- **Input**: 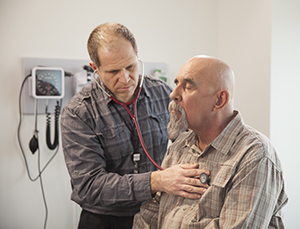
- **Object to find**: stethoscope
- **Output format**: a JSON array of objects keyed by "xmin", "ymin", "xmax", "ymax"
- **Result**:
[{"xmin": 93, "ymin": 59, "xmax": 163, "ymax": 171}]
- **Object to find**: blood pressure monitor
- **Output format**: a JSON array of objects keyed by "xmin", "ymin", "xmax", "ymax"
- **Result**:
[{"xmin": 32, "ymin": 67, "xmax": 64, "ymax": 99}]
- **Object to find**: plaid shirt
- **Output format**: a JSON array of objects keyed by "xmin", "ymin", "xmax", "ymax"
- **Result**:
[
  {"xmin": 133, "ymin": 111, "xmax": 288, "ymax": 228},
  {"xmin": 61, "ymin": 75, "xmax": 172, "ymax": 216}
]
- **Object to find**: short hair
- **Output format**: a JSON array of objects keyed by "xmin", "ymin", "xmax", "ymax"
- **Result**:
[{"xmin": 87, "ymin": 22, "xmax": 138, "ymax": 68}]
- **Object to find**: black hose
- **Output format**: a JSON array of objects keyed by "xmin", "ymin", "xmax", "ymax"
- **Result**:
[{"xmin": 46, "ymin": 101, "xmax": 60, "ymax": 150}]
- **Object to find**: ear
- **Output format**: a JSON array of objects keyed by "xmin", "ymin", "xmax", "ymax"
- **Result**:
[
  {"xmin": 89, "ymin": 61, "xmax": 98, "ymax": 71},
  {"xmin": 213, "ymin": 90, "xmax": 229, "ymax": 111}
]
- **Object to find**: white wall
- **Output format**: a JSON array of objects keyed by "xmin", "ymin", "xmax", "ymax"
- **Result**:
[
  {"xmin": 1, "ymin": 0, "xmax": 296, "ymax": 228},
  {"xmin": 0, "ymin": 1, "xmax": 218, "ymax": 228},
  {"xmin": 271, "ymin": 0, "xmax": 300, "ymax": 228},
  {"xmin": 217, "ymin": 0, "xmax": 272, "ymax": 137}
]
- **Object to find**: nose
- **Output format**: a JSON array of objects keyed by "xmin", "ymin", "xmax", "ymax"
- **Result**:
[
  {"xmin": 170, "ymin": 86, "xmax": 182, "ymax": 102},
  {"xmin": 119, "ymin": 69, "xmax": 130, "ymax": 83}
]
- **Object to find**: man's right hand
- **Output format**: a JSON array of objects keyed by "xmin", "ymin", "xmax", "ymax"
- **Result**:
[{"xmin": 150, "ymin": 164, "xmax": 210, "ymax": 199}]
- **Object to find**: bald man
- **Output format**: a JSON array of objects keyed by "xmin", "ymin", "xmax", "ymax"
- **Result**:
[{"xmin": 133, "ymin": 56, "xmax": 288, "ymax": 228}]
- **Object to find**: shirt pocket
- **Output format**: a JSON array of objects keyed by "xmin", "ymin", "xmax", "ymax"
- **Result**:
[
  {"xmin": 198, "ymin": 164, "xmax": 234, "ymax": 220},
  {"xmin": 140, "ymin": 112, "xmax": 169, "ymax": 162},
  {"xmin": 148, "ymin": 112, "xmax": 169, "ymax": 123},
  {"xmin": 146, "ymin": 112, "xmax": 169, "ymax": 137},
  {"xmin": 96, "ymin": 124, "xmax": 133, "ymax": 172}
]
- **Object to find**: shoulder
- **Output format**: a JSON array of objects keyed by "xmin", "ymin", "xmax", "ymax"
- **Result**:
[
  {"xmin": 143, "ymin": 75, "xmax": 173, "ymax": 95},
  {"xmin": 235, "ymin": 124, "xmax": 283, "ymax": 171},
  {"xmin": 61, "ymin": 81, "xmax": 100, "ymax": 118}
]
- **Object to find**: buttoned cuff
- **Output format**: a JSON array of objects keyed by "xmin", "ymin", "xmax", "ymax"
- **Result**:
[{"xmin": 132, "ymin": 172, "xmax": 152, "ymax": 202}]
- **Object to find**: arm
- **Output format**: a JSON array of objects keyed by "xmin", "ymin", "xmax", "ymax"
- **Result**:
[{"xmin": 61, "ymin": 107, "xmax": 152, "ymax": 208}]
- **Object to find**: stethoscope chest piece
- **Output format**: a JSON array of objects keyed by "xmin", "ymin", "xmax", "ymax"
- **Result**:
[{"xmin": 199, "ymin": 172, "xmax": 210, "ymax": 184}]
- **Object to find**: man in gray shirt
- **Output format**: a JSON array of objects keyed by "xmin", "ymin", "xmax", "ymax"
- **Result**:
[{"xmin": 61, "ymin": 22, "xmax": 207, "ymax": 229}]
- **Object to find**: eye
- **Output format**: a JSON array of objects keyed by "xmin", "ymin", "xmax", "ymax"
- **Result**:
[
  {"xmin": 126, "ymin": 64, "xmax": 135, "ymax": 70},
  {"xmin": 184, "ymin": 83, "xmax": 192, "ymax": 90},
  {"xmin": 108, "ymin": 70, "xmax": 119, "ymax": 74}
]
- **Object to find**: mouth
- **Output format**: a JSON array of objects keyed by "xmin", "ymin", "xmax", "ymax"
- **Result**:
[
  {"xmin": 169, "ymin": 101, "xmax": 184, "ymax": 117},
  {"xmin": 118, "ymin": 84, "xmax": 133, "ymax": 92},
  {"xmin": 171, "ymin": 109, "xmax": 182, "ymax": 119}
]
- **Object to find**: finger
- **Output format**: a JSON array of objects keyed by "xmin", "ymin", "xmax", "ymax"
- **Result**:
[
  {"xmin": 178, "ymin": 191, "xmax": 201, "ymax": 199},
  {"xmin": 179, "ymin": 163, "xmax": 199, "ymax": 169},
  {"xmin": 185, "ymin": 168, "xmax": 211, "ymax": 178},
  {"xmin": 186, "ymin": 177, "xmax": 210, "ymax": 189},
  {"xmin": 202, "ymin": 170, "xmax": 211, "ymax": 176},
  {"xmin": 183, "ymin": 184, "xmax": 207, "ymax": 195}
]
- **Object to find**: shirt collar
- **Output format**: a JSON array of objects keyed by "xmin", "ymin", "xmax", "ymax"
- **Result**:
[
  {"xmin": 182, "ymin": 131, "xmax": 201, "ymax": 153},
  {"xmin": 182, "ymin": 111, "xmax": 244, "ymax": 156},
  {"xmin": 140, "ymin": 76, "xmax": 151, "ymax": 98},
  {"xmin": 210, "ymin": 110, "xmax": 244, "ymax": 155}
]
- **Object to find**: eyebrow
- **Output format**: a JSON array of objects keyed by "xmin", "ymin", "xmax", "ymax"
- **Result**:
[
  {"xmin": 106, "ymin": 69, "xmax": 119, "ymax": 73},
  {"xmin": 105, "ymin": 62, "xmax": 136, "ymax": 73}
]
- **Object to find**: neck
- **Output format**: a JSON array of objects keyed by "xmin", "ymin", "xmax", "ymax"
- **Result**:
[
  {"xmin": 196, "ymin": 129, "xmax": 217, "ymax": 152},
  {"xmin": 195, "ymin": 110, "xmax": 235, "ymax": 151}
]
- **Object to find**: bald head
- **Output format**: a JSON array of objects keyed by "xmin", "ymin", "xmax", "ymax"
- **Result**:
[{"xmin": 184, "ymin": 55, "xmax": 235, "ymax": 108}]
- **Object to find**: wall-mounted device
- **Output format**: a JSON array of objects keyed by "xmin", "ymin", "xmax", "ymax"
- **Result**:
[
  {"xmin": 19, "ymin": 57, "xmax": 169, "ymax": 229},
  {"xmin": 32, "ymin": 67, "xmax": 65, "ymax": 99},
  {"xmin": 22, "ymin": 58, "xmax": 91, "ymax": 114},
  {"xmin": 73, "ymin": 65, "xmax": 93, "ymax": 94}
]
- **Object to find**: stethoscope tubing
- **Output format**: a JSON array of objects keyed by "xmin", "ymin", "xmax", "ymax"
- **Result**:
[{"xmin": 92, "ymin": 59, "xmax": 163, "ymax": 171}]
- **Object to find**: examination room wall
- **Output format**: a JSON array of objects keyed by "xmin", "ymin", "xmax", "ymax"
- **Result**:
[
  {"xmin": 270, "ymin": 1, "xmax": 300, "ymax": 228},
  {"xmin": 1, "ymin": 0, "xmax": 296, "ymax": 228},
  {"xmin": 0, "ymin": 1, "xmax": 218, "ymax": 228}
]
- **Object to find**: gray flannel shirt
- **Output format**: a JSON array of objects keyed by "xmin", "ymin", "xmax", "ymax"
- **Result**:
[
  {"xmin": 61, "ymin": 75, "xmax": 172, "ymax": 216},
  {"xmin": 134, "ymin": 111, "xmax": 288, "ymax": 228}
]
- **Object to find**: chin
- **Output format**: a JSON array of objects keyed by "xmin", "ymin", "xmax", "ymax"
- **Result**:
[{"xmin": 118, "ymin": 94, "xmax": 134, "ymax": 103}]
